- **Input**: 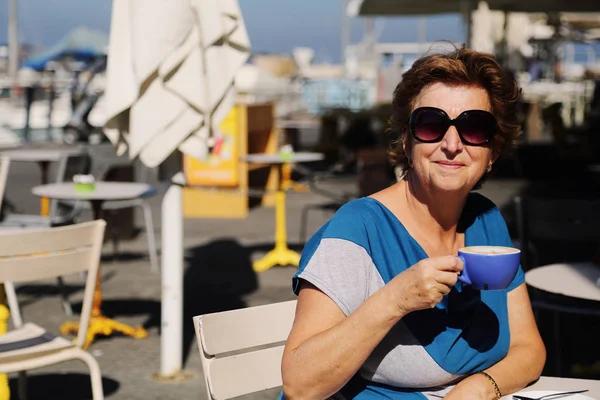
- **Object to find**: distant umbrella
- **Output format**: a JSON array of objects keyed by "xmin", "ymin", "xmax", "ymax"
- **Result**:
[{"xmin": 22, "ymin": 26, "xmax": 108, "ymax": 71}]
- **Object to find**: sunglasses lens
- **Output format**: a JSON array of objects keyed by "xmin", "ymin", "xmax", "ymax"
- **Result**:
[
  {"xmin": 412, "ymin": 109, "xmax": 448, "ymax": 142},
  {"xmin": 456, "ymin": 111, "xmax": 496, "ymax": 145}
]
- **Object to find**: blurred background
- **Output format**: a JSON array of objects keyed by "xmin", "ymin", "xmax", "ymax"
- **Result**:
[{"xmin": 0, "ymin": 1, "xmax": 599, "ymax": 399}]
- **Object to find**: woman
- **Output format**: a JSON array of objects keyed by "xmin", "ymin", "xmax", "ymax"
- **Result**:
[{"xmin": 281, "ymin": 48, "xmax": 546, "ymax": 400}]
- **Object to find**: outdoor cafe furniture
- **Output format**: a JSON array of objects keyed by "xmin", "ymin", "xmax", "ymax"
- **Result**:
[
  {"xmin": 515, "ymin": 193, "xmax": 600, "ymax": 375},
  {"xmin": 243, "ymin": 152, "xmax": 324, "ymax": 272},
  {"xmin": 1, "ymin": 145, "xmax": 84, "ymax": 215},
  {"xmin": 31, "ymin": 181, "xmax": 156, "ymax": 348},
  {"xmin": 0, "ymin": 221, "xmax": 106, "ymax": 400},
  {"xmin": 193, "ymin": 299, "xmax": 600, "ymax": 400},
  {"xmin": 0, "ymin": 153, "xmax": 90, "ymax": 229}
]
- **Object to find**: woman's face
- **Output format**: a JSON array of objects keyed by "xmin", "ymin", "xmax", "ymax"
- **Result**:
[{"xmin": 407, "ymin": 83, "xmax": 494, "ymax": 194}]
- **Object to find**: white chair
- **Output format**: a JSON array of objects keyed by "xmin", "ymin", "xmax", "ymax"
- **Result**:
[
  {"xmin": 193, "ymin": 300, "xmax": 297, "ymax": 400},
  {"xmin": 0, "ymin": 220, "xmax": 106, "ymax": 400}
]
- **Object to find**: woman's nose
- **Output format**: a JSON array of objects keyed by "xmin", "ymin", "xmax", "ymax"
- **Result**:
[{"xmin": 441, "ymin": 126, "xmax": 464, "ymax": 153}]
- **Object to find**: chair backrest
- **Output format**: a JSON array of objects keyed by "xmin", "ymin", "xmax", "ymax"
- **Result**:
[
  {"xmin": 515, "ymin": 195, "xmax": 600, "ymax": 269},
  {"xmin": 193, "ymin": 300, "xmax": 297, "ymax": 400},
  {"xmin": 0, "ymin": 220, "xmax": 106, "ymax": 349},
  {"xmin": 0, "ymin": 157, "xmax": 9, "ymax": 214}
]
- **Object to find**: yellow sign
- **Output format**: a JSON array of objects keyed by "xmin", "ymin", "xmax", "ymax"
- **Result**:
[{"xmin": 184, "ymin": 106, "xmax": 240, "ymax": 187}]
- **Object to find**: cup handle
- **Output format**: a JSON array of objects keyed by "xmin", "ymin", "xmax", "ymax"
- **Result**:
[{"xmin": 457, "ymin": 255, "xmax": 470, "ymax": 285}]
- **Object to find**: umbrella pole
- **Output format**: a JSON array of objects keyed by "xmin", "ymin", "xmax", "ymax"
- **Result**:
[{"xmin": 160, "ymin": 182, "xmax": 184, "ymax": 377}]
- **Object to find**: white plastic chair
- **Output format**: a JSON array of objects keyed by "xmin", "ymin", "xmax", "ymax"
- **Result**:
[
  {"xmin": 0, "ymin": 220, "xmax": 106, "ymax": 400},
  {"xmin": 193, "ymin": 300, "xmax": 297, "ymax": 400}
]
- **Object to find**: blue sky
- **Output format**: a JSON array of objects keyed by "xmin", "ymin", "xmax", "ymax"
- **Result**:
[{"xmin": 0, "ymin": 0, "xmax": 465, "ymax": 63}]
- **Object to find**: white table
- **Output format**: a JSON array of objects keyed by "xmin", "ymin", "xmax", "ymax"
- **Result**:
[
  {"xmin": 526, "ymin": 263, "xmax": 600, "ymax": 376},
  {"xmin": 504, "ymin": 376, "xmax": 600, "ymax": 399},
  {"xmin": 526, "ymin": 263, "xmax": 600, "ymax": 302},
  {"xmin": 31, "ymin": 181, "xmax": 156, "ymax": 348},
  {"xmin": 243, "ymin": 152, "xmax": 324, "ymax": 272},
  {"xmin": 32, "ymin": 181, "xmax": 155, "ymax": 219}
]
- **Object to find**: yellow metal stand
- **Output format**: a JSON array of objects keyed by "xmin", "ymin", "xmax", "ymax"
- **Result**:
[
  {"xmin": 40, "ymin": 197, "xmax": 50, "ymax": 216},
  {"xmin": 60, "ymin": 272, "xmax": 147, "ymax": 349},
  {"xmin": 253, "ymin": 190, "xmax": 301, "ymax": 272},
  {"xmin": 0, "ymin": 304, "xmax": 9, "ymax": 400}
]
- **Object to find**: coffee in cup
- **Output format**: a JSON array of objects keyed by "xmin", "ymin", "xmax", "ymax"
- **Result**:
[{"xmin": 457, "ymin": 246, "xmax": 521, "ymax": 290}]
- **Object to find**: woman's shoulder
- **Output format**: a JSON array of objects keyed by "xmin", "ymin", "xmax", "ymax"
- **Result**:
[
  {"xmin": 307, "ymin": 197, "xmax": 385, "ymax": 247},
  {"xmin": 334, "ymin": 197, "xmax": 382, "ymax": 220}
]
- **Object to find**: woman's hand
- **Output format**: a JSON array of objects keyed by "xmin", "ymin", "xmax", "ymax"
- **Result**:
[{"xmin": 388, "ymin": 256, "xmax": 463, "ymax": 315}]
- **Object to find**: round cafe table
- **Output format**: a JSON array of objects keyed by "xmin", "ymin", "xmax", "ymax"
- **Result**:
[
  {"xmin": 32, "ymin": 181, "xmax": 156, "ymax": 349},
  {"xmin": 526, "ymin": 263, "xmax": 600, "ymax": 303},
  {"xmin": 525, "ymin": 262, "xmax": 600, "ymax": 376},
  {"xmin": 244, "ymin": 152, "xmax": 324, "ymax": 272},
  {"xmin": 2, "ymin": 146, "xmax": 84, "ymax": 215}
]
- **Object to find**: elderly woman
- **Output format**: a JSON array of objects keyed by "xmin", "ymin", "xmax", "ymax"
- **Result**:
[{"xmin": 281, "ymin": 48, "xmax": 546, "ymax": 400}]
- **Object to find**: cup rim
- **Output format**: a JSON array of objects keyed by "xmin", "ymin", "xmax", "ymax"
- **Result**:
[{"xmin": 458, "ymin": 246, "xmax": 521, "ymax": 255}]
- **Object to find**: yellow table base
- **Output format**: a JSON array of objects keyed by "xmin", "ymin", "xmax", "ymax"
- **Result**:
[
  {"xmin": 60, "ymin": 271, "xmax": 147, "ymax": 349},
  {"xmin": 61, "ymin": 317, "xmax": 147, "ymax": 350},
  {"xmin": 253, "ymin": 190, "xmax": 301, "ymax": 272},
  {"xmin": 253, "ymin": 245, "xmax": 301, "ymax": 272}
]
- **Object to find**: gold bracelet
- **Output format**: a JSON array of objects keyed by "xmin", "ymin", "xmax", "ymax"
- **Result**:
[{"xmin": 478, "ymin": 371, "xmax": 502, "ymax": 399}]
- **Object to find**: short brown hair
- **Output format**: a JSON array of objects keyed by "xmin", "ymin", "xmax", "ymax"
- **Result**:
[{"xmin": 389, "ymin": 47, "xmax": 522, "ymax": 171}]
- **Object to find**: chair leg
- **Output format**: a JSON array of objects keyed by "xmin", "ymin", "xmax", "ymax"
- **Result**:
[
  {"xmin": 56, "ymin": 277, "xmax": 73, "ymax": 316},
  {"xmin": 18, "ymin": 371, "xmax": 27, "ymax": 400},
  {"xmin": 299, "ymin": 205, "xmax": 312, "ymax": 244},
  {"xmin": 77, "ymin": 350, "xmax": 104, "ymax": 400},
  {"xmin": 140, "ymin": 201, "xmax": 158, "ymax": 273}
]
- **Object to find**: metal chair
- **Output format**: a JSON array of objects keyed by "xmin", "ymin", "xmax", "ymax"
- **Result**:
[
  {"xmin": 0, "ymin": 153, "xmax": 91, "ymax": 317},
  {"xmin": 0, "ymin": 221, "xmax": 106, "ymax": 400},
  {"xmin": 193, "ymin": 300, "xmax": 297, "ymax": 399},
  {"xmin": 0, "ymin": 153, "xmax": 90, "ymax": 228}
]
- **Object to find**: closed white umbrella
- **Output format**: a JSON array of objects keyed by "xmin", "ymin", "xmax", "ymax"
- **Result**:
[{"xmin": 103, "ymin": 0, "xmax": 250, "ymax": 378}]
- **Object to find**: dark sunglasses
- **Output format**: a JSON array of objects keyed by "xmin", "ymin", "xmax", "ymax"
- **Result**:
[{"xmin": 408, "ymin": 107, "xmax": 497, "ymax": 146}]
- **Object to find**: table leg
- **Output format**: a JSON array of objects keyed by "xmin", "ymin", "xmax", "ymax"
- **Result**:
[
  {"xmin": 60, "ymin": 201, "xmax": 148, "ymax": 349},
  {"xmin": 39, "ymin": 161, "xmax": 50, "ymax": 216},
  {"xmin": 0, "ymin": 285, "xmax": 10, "ymax": 400},
  {"xmin": 253, "ymin": 188, "xmax": 301, "ymax": 272},
  {"xmin": 280, "ymin": 163, "xmax": 309, "ymax": 192}
]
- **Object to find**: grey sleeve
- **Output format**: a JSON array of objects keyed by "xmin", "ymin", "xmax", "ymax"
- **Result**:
[{"xmin": 296, "ymin": 238, "xmax": 382, "ymax": 316}]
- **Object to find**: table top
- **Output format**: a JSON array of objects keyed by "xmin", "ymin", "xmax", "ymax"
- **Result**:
[
  {"xmin": 1, "ymin": 147, "xmax": 83, "ymax": 162},
  {"xmin": 32, "ymin": 182, "xmax": 156, "ymax": 202},
  {"xmin": 243, "ymin": 152, "xmax": 324, "ymax": 164},
  {"xmin": 525, "ymin": 263, "xmax": 600, "ymax": 302},
  {"xmin": 503, "ymin": 376, "xmax": 600, "ymax": 399}
]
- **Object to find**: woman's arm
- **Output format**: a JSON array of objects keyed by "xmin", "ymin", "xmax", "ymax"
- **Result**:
[
  {"xmin": 281, "ymin": 282, "xmax": 404, "ymax": 400},
  {"xmin": 282, "ymin": 256, "xmax": 463, "ymax": 400},
  {"xmin": 445, "ymin": 284, "xmax": 546, "ymax": 399}
]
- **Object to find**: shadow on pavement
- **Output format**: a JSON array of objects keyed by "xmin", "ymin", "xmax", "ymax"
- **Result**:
[{"xmin": 8, "ymin": 373, "xmax": 119, "ymax": 400}]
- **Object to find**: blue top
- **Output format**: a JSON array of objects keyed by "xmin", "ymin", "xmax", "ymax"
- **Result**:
[{"xmin": 285, "ymin": 192, "xmax": 523, "ymax": 399}]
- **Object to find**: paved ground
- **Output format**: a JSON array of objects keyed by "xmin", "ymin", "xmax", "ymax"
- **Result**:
[{"xmin": 1, "ymin": 159, "xmax": 596, "ymax": 399}]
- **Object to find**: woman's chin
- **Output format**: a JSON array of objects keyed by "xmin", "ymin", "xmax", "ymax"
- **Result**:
[{"xmin": 430, "ymin": 175, "xmax": 470, "ymax": 193}]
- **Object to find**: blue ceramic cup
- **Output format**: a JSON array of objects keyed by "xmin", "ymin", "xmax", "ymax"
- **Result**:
[{"xmin": 457, "ymin": 246, "xmax": 521, "ymax": 290}]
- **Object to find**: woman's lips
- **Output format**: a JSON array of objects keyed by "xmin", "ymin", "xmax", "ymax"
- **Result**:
[{"xmin": 435, "ymin": 161, "xmax": 465, "ymax": 169}]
